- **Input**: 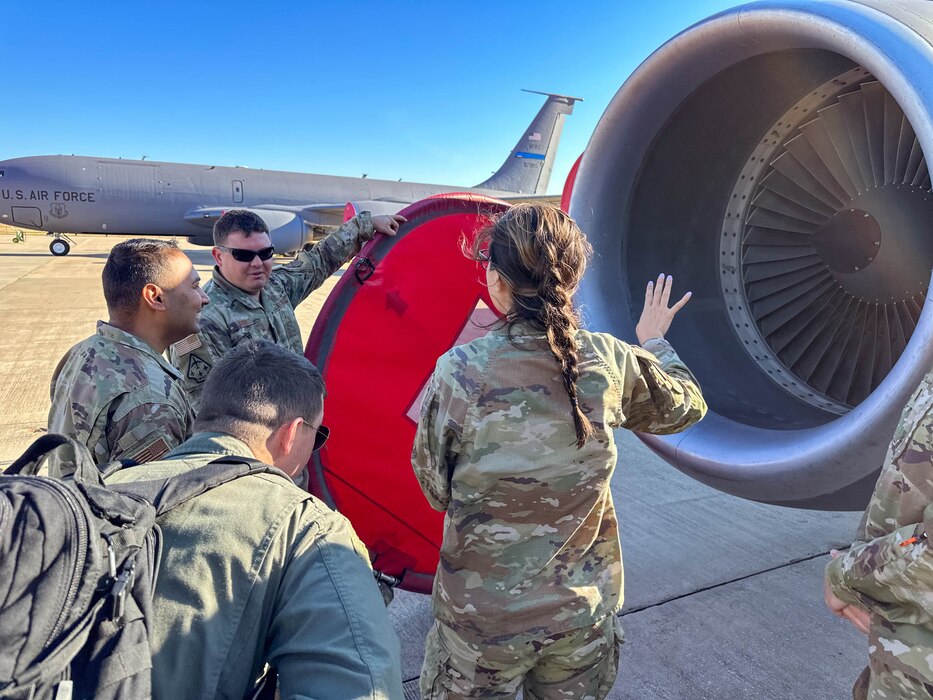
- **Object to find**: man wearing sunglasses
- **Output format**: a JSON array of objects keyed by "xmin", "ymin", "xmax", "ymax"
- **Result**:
[
  {"xmin": 170, "ymin": 208, "xmax": 405, "ymax": 413},
  {"xmin": 107, "ymin": 340, "xmax": 404, "ymax": 700}
]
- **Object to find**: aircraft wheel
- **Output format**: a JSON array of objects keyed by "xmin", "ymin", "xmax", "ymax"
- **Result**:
[{"xmin": 49, "ymin": 239, "xmax": 70, "ymax": 256}]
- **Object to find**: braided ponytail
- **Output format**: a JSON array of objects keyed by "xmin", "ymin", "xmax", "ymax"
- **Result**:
[
  {"xmin": 472, "ymin": 203, "xmax": 595, "ymax": 449},
  {"xmin": 539, "ymin": 254, "xmax": 594, "ymax": 449}
]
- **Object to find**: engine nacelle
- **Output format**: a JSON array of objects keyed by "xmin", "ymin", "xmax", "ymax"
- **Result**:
[
  {"xmin": 184, "ymin": 207, "xmax": 312, "ymax": 252},
  {"xmin": 571, "ymin": 0, "xmax": 933, "ymax": 509},
  {"xmin": 252, "ymin": 209, "xmax": 310, "ymax": 252}
]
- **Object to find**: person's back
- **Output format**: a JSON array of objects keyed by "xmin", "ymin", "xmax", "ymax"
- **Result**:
[
  {"xmin": 413, "ymin": 204, "xmax": 706, "ymax": 699},
  {"xmin": 108, "ymin": 433, "xmax": 401, "ymax": 700},
  {"xmin": 421, "ymin": 326, "xmax": 702, "ymax": 639},
  {"xmin": 109, "ymin": 340, "xmax": 403, "ymax": 700}
]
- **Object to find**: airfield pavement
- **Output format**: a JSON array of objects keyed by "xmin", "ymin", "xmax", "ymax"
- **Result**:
[{"xmin": 0, "ymin": 231, "xmax": 869, "ymax": 699}]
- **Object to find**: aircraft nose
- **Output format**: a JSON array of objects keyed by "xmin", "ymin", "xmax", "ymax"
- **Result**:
[{"xmin": 0, "ymin": 168, "xmax": 14, "ymax": 226}]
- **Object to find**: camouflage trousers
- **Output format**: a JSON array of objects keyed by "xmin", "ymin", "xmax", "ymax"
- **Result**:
[
  {"xmin": 420, "ymin": 614, "xmax": 624, "ymax": 699},
  {"xmin": 852, "ymin": 661, "xmax": 933, "ymax": 699}
]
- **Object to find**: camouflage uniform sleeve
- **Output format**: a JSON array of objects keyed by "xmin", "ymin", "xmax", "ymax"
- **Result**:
[
  {"xmin": 412, "ymin": 351, "xmax": 475, "ymax": 511},
  {"xmin": 168, "ymin": 315, "xmax": 231, "ymax": 415},
  {"xmin": 616, "ymin": 337, "xmax": 707, "ymax": 433},
  {"xmin": 274, "ymin": 212, "xmax": 374, "ymax": 308},
  {"xmin": 826, "ymin": 400, "xmax": 933, "ymax": 626},
  {"xmin": 826, "ymin": 515, "xmax": 931, "ymax": 626},
  {"xmin": 102, "ymin": 396, "xmax": 192, "ymax": 466}
]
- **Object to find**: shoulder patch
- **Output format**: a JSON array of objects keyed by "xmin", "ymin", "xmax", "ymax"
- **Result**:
[
  {"xmin": 187, "ymin": 354, "xmax": 211, "ymax": 384},
  {"xmin": 125, "ymin": 436, "xmax": 171, "ymax": 464},
  {"xmin": 171, "ymin": 334, "xmax": 202, "ymax": 356}
]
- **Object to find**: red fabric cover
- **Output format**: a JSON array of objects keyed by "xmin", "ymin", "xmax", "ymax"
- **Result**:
[{"xmin": 305, "ymin": 194, "xmax": 509, "ymax": 593}]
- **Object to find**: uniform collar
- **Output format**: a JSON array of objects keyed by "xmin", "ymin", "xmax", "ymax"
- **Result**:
[
  {"xmin": 211, "ymin": 266, "xmax": 264, "ymax": 309},
  {"xmin": 164, "ymin": 432, "xmax": 258, "ymax": 460},
  {"xmin": 96, "ymin": 321, "xmax": 182, "ymax": 380},
  {"xmin": 490, "ymin": 319, "xmax": 548, "ymax": 340}
]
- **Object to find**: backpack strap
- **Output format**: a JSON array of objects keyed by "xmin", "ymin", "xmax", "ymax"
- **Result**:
[
  {"xmin": 110, "ymin": 456, "xmax": 292, "ymax": 516},
  {"xmin": 4, "ymin": 433, "xmax": 103, "ymax": 484}
]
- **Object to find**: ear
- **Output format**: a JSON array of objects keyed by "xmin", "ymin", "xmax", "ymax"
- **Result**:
[
  {"xmin": 279, "ymin": 417, "xmax": 304, "ymax": 459},
  {"xmin": 486, "ymin": 267, "xmax": 507, "ymax": 295},
  {"xmin": 141, "ymin": 283, "xmax": 166, "ymax": 311},
  {"xmin": 211, "ymin": 247, "xmax": 224, "ymax": 267}
]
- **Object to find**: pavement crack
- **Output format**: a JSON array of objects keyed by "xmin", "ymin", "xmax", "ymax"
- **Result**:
[{"xmin": 620, "ymin": 547, "xmax": 849, "ymax": 616}]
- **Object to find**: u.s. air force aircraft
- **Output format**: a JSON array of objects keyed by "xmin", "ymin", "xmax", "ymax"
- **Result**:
[{"xmin": 0, "ymin": 90, "xmax": 580, "ymax": 256}]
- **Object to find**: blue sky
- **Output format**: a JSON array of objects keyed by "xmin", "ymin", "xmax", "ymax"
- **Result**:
[{"xmin": 1, "ymin": 1, "xmax": 740, "ymax": 194}]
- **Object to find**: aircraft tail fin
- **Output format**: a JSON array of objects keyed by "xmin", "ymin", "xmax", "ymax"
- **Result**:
[{"xmin": 475, "ymin": 90, "xmax": 582, "ymax": 195}]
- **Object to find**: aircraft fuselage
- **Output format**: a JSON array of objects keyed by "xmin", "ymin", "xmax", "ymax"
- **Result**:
[{"xmin": 0, "ymin": 155, "xmax": 493, "ymax": 245}]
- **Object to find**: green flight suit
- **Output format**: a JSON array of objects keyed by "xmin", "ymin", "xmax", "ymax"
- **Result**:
[{"xmin": 107, "ymin": 431, "xmax": 403, "ymax": 700}]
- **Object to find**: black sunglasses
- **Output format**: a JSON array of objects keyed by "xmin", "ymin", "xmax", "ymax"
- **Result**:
[
  {"xmin": 218, "ymin": 245, "xmax": 276, "ymax": 263},
  {"xmin": 300, "ymin": 420, "xmax": 330, "ymax": 451}
]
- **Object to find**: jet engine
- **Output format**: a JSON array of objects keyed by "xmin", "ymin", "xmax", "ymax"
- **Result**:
[{"xmin": 570, "ymin": 0, "xmax": 933, "ymax": 509}]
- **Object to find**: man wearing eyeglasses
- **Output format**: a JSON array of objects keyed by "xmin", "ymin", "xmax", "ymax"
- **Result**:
[
  {"xmin": 107, "ymin": 339, "xmax": 404, "ymax": 700},
  {"xmin": 170, "ymin": 208, "xmax": 405, "ymax": 413}
]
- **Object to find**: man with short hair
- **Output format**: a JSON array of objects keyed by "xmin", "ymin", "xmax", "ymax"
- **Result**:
[
  {"xmin": 108, "ymin": 340, "xmax": 404, "ymax": 700},
  {"xmin": 49, "ymin": 238, "xmax": 208, "ymax": 467},
  {"xmin": 170, "ymin": 208, "xmax": 404, "ymax": 411}
]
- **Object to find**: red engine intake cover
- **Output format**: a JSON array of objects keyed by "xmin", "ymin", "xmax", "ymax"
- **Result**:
[{"xmin": 305, "ymin": 194, "xmax": 509, "ymax": 593}]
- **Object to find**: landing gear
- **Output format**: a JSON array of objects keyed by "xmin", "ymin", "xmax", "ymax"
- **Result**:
[
  {"xmin": 50, "ymin": 239, "xmax": 70, "ymax": 256},
  {"xmin": 47, "ymin": 232, "xmax": 75, "ymax": 256}
]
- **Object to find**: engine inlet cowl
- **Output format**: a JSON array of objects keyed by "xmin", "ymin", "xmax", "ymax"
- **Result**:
[{"xmin": 571, "ymin": 0, "xmax": 933, "ymax": 509}]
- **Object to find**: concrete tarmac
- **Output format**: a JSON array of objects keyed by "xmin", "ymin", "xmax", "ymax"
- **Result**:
[{"xmin": 0, "ymin": 233, "xmax": 869, "ymax": 699}]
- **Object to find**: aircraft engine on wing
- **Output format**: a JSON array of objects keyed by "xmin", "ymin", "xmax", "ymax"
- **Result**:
[
  {"xmin": 571, "ymin": 0, "xmax": 933, "ymax": 510},
  {"xmin": 243, "ymin": 209, "xmax": 308, "ymax": 251}
]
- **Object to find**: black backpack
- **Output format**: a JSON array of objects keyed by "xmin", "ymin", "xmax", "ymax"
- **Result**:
[{"xmin": 0, "ymin": 433, "xmax": 289, "ymax": 700}]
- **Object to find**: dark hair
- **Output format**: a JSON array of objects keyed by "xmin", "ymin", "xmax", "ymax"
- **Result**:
[
  {"xmin": 213, "ymin": 210, "xmax": 269, "ymax": 245},
  {"xmin": 195, "ymin": 340, "xmax": 325, "ymax": 436},
  {"xmin": 472, "ymin": 203, "xmax": 595, "ymax": 448},
  {"xmin": 102, "ymin": 238, "xmax": 180, "ymax": 315}
]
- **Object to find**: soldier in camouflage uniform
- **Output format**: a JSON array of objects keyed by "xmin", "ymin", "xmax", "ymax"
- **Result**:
[
  {"xmin": 413, "ymin": 204, "xmax": 707, "ymax": 699},
  {"xmin": 825, "ymin": 371, "xmax": 933, "ymax": 699},
  {"xmin": 169, "ymin": 208, "xmax": 405, "ymax": 412},
  {"xmin": 49, "ymin": 239, "xmax": 207, "ymax": 468}
]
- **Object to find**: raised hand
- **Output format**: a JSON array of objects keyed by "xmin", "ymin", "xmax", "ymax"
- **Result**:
[{"xmin": 635, "ymin": 273, "xmax": 692, "ymax": 345}]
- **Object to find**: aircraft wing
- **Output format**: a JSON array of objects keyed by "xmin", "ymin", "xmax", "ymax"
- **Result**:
[
  {"xmin": 184, "ymin": 200, "xmax": 411, "ymax": 231},
  {"xmin": 182, "ymin": 194, "xmax": 556, "ymax": 248},
  {"xmin": 301, "ymin": 201, "xmax": 411, "ymax": 226},
  {"xmin": 496, "ymin": 193, "xmax": 561, "ymax": 206},
  {"xmin": 183, "ymin": 206, "xmax": 309, "ymax": 250}
]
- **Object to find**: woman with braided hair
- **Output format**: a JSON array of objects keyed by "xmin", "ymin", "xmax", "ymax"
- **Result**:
[{"xmin": 413, "ymin": 203, "xmax": 707, "ymax": 699}]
